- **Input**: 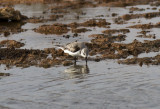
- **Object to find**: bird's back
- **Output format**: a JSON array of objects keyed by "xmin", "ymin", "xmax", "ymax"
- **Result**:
[{"xmin": 65, "ymin": 42, "xmax": 87, "ymax": 52}]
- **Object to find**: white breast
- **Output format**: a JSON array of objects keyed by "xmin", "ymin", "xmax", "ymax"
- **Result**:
[{"xmin": 64, "ymin": 49, "xmax": 81, "ymax": 57}]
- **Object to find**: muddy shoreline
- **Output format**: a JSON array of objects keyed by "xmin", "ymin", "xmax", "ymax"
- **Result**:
[{"xmin": 0, "ymin": 0, "xmax": 160, "ymax": 68}]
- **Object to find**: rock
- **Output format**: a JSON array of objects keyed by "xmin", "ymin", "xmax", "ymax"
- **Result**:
[
  {"xmin": 136, "ymin": 34, "xmax": 156, "ymax": 39},
  {"xmin": 0, "ymin": 21, "xmax": 26, "ymax": 35},
  {"xmin": 71, "ymin": 28, "xmax": 90, "ymax": 33},
  {"xmin": 27, "ymin": 17, "xmax": 45, "ymax": 23},
  {"xmin": 0, "ymin": 7, "xmax": 27, "ymax": 21},
  {"xmin": 102, "ymin": 29, "xmax": 130, "ymax": 34},
  {"xmin": 94, "ymin": 58, "xmax": 100, "ymax": 62},
  {"xmin": 129, "ymin": 7, "xmax": 145, "ymax": 12},
  {"xmin": 4, "ymin": 31, "xmax": 10, "ymax": 37},
  {"xmin": 88, "ymin": 34, "xmax": 106, "ymax": 38},
  {"xmin": 79, "ymin": 19, "xmax": 111, "ymax": 27},
  {"xmin": 0, "ymin": 72, "xmax": 10, "ymax": 76},
  {"xmin": 128, "ymin": 24, "xmax": 154, "ymax": 29},
  {"xmin": 0, "ymin": 40, "xmax": 24, "ymax": 48},
  {"xmin": 62, "ymin": 61, "xmax": 73, "ymax": 66},
  {"xmin": 112, "ymin": 13, "xmax": 118, "ymax": 17},
  {"xmin": 50, "ymin": 14, "xmax": 63, "ymax": 21},
  {"xmin": 118, "ymin": 12, "xmax": 160, "ymax": 21},
  {"xmin": 34, "ymin": 23, "xmax": 69, "ymax": 35}
]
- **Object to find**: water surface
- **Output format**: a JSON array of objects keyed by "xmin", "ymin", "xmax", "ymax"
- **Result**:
[{"xmin": 0, "ymin": 3, "xmax": 160, "ymax": 109}]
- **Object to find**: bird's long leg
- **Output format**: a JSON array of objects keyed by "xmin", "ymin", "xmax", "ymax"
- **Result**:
[
  {"xmin": 85, "ymin": 57, "xmax": 88, "ymax": 65},
  {"xmin": 74, "ymin": 57, "xmax": 77, "ymax": 65}
]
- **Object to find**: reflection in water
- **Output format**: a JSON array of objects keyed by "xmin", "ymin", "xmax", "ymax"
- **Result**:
[
  {"xmin": 0, "ymin": 72, "xmax": 10, "ymax": 80},
  {"xmin": 0, "ymin": 21, "xmax": 26, "ymax": 35},
  {"xmin": 0, "ymin": 73, "xmax": 10, "ymax": 76},
  {"xmin": 64, "ymin": 64, "xmax": 89, "ymax": 79},
  {"xmin": 0, "ymin": 21, "xmax": 25, "ymax": 28}
]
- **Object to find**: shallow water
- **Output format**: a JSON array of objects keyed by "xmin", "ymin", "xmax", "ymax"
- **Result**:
[
  {"xmin": 1, "ymin": 3, "xmax": 160, "ymax": 109},
  {"xmin": 1, "ymin": 61, "xmax": 160, "ymax": 109}
]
